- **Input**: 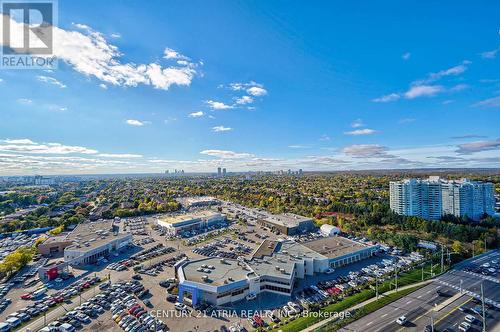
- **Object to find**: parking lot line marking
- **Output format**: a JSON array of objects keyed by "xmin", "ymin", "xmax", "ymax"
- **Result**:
[
  {"xmin": 381, "ymin": 313, "xmax": 388, "ymax": 318},
  {"xmin": 417, "ymin": 295, "xmax": 422, "ymax": 298},
  {"xmin": 366, "ymin": 321, "xmax": 373, "ymax": 326},
  {"xmin": 406, "ymin": 300, "xmax": 412, "ymax": 305}
]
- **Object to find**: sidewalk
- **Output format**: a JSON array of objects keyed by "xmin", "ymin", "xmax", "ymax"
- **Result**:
[{"xmin": 301, "ymin": 279, "xmax": 432, "ymax": 332}]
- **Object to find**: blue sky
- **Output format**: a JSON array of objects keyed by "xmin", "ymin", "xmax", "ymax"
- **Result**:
[{"xmin": 0, "ymin": 0, "xmax": 499, "ymax": 175}]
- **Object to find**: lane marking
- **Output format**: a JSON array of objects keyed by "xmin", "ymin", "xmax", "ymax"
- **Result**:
[
  {"xmin": 381, "ymin": 313, "xmax": 388, "ymax": 318},
  {"xmin": 366, "ymin": 321, "xmax": 373, "ymax": 326}
]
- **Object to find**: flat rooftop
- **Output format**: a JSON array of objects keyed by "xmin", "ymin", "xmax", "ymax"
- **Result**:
[
  {"xmin": 157, "ymin": 210, "xmax": 221, "ymax": 225},
  {"xmin": 64, "ymin": 220, "xmax": 130, "ymax": 252},
  {"xmin": 262, "ymin": 213, "xmax": 313, "ymax": 228},
  {"xmin": 182, "ymin": 257, "xmax": 253, "ymax": 286},
  {"xmin": 302, "ymin": 236, "xmax": 368, "ymax": 259}
]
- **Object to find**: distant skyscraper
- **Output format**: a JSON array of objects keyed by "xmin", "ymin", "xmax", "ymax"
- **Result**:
[
  {"xmin": 222, "ymin": 168, "xmax": 226, "ymax": 176},
  {"xmin": 217, "ymin": 167, "xmax": 221, "ymax": 177},
  {"xmin": 390, "ymin": 177, "xmax": 495, "ymax": 221}
]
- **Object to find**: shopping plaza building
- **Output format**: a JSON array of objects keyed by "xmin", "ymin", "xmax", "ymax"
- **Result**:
[
  {"xmin": 156, "ymin": 210, "xmax": 225, "ymax": 236},
  {"xmin": 176, "ymin": 236, "xmax": 379, "ymax": 306},
  {"xmin": 38, "ymin": 220, "xmax": 132, "ymax": 266}
]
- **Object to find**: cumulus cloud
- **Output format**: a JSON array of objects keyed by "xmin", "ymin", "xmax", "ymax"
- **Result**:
[
  {"xmin": 235, "ymin": 95, "xmax": 253, "ymax": 105},
  {"xmin": 200, "ymin": 150, "xmax": 253, "ymax": 159},
  {"xmin": 36, "ymin": 76, "xmax": 66, "ymax": 88},
  {"xmin": 344, "ymin": 128, "xmax": 377, "ymax": 136},
  {"xmin": 212, "ymin": 125, "xmax": 232, "ymax": 132},
  {"xmin": 229, "ymin": 81, "xmax": 267, "ymax": 96},
  {"xmin": 402, "ymin": 52, "xmax": 411, "ymax": 60},
  {"xmin": 205, "ymin": 100, "xmax": 234, "ymax": 110},
  {"xmin": 0, "ymin": 15, "xmax": 200, "ymax": 91},
  {"xmin": 125, "ymin": 119, "xmax": 148, "ymax": 126},
  {"xmin": 163, "ymin": 47, "xmax": 190, "ymax": 60},
  {"xmin": 247, "ymin": 86, "xmax": 267, "ymax": 96},
  {"xmin": 188, "ymin": 111, "xmax": 204, "ymax": 118},
  {"xmin": 456, "ymin": 139, "xmax": 500, "ymax": 154}
]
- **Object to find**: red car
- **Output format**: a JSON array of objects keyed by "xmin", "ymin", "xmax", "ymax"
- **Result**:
[
  {"xmin": 128, "ymin": 305, "xmax": 140, "ymax": 315},
  {"xmin": 83, "ymin": 282, "xmax": 91, "ymax": 288},
  {"xmin": 21, "ymin": 293, "xmax": 32, "ymax": 300},
  {"xmin": 53, "ymin": 296, "xmax": 64, "ymax": 303}
]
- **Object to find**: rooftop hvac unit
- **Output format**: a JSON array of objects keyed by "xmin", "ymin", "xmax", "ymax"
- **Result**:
[
  {"xmin": 202, "ymin": 275, "xmax": 208, "ymax": 281},
  {"xmin": 228, "ymin": 277, "xmax": 234, "ymax": 281},
  {"xmin": 275, "ymin": 266, "xmax": 280, "ymax": 270},
  {"xmin": 220, "ymin": 258, "xmax": 226, "ymax": 264},
  {"xmin": 280, "ymin": 268, "xmax": 286, "ymax": 273}
]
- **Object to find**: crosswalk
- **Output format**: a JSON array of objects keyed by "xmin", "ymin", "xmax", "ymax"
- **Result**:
[
  {"xmin": 435, "ymin": 279, "xmax": 500, "ymax": 309},
  {"xmin": 461, "ymin": 270, "xmax": 500, "ymax": 284}
]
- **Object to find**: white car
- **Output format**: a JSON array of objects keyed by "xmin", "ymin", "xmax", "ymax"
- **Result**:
[
  {"xmin": 396, "ymin": 315, "xmax": 407, "ymax": 325},
  {"xmin": 174, "ymin": 302, "xmax": 187, "ymax": 311},
  {"xmin": 246, "ymin": 293, "xmax": 257, "ymax": 301},
  {"xmin": 459, "ymin": 322, "xmax": 471, "ymax": 331},
  {"xmin": 464, "ymin": 315, "xmax": 475, "ymax": 323},
  {"xmin": 325, "ymin": 268, "xmax": 335, "ymax": 274}
]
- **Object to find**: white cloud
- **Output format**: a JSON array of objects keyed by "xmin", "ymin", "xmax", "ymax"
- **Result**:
[
  {"xmin": 373, "ymin": 61, "xmax": 470, "ymax": 102},
  {"xmin": 205, "ymin": 100, "xmax": 234, "ymax": 110},
  {"xmin": 473, "ymin": 96, "xmax": 500, "ymax": 108},
  {"xmin": 200, "ymin": 150, "xmax": 253, "ymax": 159},
  {"xmin": 125, "ymin": 119, "xmax": 148, "ymax": 126},
  {"xmin": 188, "ymin": 111, "xmax": 204, "ymax": 118},
  {"xmin": 247, "ymin": 86, "xmax": 267, "ymax": 96},
  {"xmin": 1, "ymin": 139, "xmax": 36, "ymax": 144},
  {"xmin": 1, "ymin": 15, "xmax": 200, "ymax": 91},
  {"xmin": 404, "ymin": 85, "xmax": 443, "ymax": 99},
  {"xmin": 99, "ymin": 83, "xmax": 107, "ymax": 89},
  {"xmin": 288, "ymin": 145, "xmax": 308, "ymax": 149},
  {"xmin": 163, "ymin": 47, "xmax": 190, "ymax": 60},
  {"xmin": 36, "ymin": 75, "xmax": 66, "ymax": 88},
  {"xmin": 456, "ymin": 139, "xmax": 500, "ymax": 154},
  {"xmin": 319, "ymin": 134, "xmax": 331, "ymax": 141},
  {"xmin": 342, "ymin": 144, "xmax": 390, "ymax": 158},
  {"xmin": 351, "ymin": 119, "xmax": 364, "ymax": 128},
  {"xmin": 97, "ymin": 153, "xmax": 142, "ymax": 158},
  {"xmin": 17, "ymin": 98, "xmax": 33, "ymax": 105},
  {"xmin": 110, "ymin": 33, "xmax": 121, "ymax": 39},
  {"xmin": 481, "ymin": 47, "xmax": 499, "ymax": 59},
  {"xmin": 344, "ymin": 128, "xmax": 377, "ymax": 136},
  {"xmin": 0, "ymin": 140, "xmax": 98, "ymax": 154},
  {"xmin": 402, "ymin": 52, "xmax": 411, "ymax": 60},
  {"xmin": 372, "ymin": 93, "xmax": 400, "ymax": 103},
  {"xmin": 235, "ymin": 95, "xmax": 253, "ymax": 105},
  {"xmin": 212, "ymin": 125, "xmax": 232, "ymax": 132}
]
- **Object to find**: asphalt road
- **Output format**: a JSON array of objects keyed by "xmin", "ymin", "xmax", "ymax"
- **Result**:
[{"xmin": 340, "ymin": 250, "xmax": 500, "ymax": 332}]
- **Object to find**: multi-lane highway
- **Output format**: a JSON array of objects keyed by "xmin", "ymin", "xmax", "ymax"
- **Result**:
[{"xmin": 340, "ymin": 250, "xmax": 500, "ymax": 332}]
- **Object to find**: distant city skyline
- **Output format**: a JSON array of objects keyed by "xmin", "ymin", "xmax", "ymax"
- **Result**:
[{"xmin": 0, "ymin": 1, "xmax": 499, "ymax": 175}]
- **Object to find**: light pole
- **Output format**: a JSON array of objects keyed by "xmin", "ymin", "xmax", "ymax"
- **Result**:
[{"xmin": 481, "ymin": 283, "xmax": 486, "ymax": 332}]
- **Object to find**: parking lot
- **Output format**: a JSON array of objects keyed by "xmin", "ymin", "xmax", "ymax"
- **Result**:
[{"xmin": 0, "ymin": 207, "xmax": 435, "ymax": 332}]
